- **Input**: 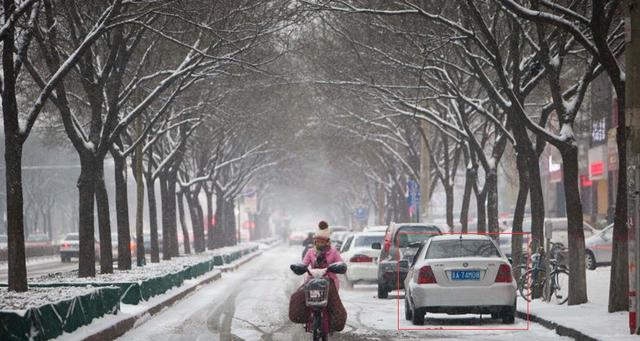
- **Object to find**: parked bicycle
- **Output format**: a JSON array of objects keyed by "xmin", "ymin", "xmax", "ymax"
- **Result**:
[{"xmin": 518, "ymin": 241, "xmax": 570, "ymax": 305}]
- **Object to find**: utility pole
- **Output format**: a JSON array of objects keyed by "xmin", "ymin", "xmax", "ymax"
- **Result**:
[{"xmin": 627, "ymin": 0, "xmax": 640, "ymax": 334}]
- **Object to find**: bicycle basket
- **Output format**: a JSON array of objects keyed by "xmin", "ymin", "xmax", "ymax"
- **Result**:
[{"xmin": 305, "ymin": 277, "xmax": 330, "ymax": 307}]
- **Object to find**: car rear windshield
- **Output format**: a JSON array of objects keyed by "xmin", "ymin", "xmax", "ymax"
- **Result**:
[
  {"xmin": 65, "ymin": 234, "xmax": 79, "ymax": 241},
  {"xmin": 354, "ymin": 235, "xmax": 384, "ymax": 248},
  {"xmin": 426, "ymin": 239, "xmax": 500, "ymax": 259},
  {"xmin": 394, "ymin": 226, "xmax": 440, "ymax": 247}
]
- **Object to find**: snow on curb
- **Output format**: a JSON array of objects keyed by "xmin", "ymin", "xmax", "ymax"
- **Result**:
[{"xmin": 515, "ymin": 267, "xmax": 634, "ymax": 340}]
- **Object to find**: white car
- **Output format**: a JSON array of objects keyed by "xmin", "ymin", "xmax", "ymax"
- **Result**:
[
  {"xmin": 340, "ymin": 231, "xmax": 385, "ymax": 285},
  {"xmin": 404, "ymin": 234, "xmax": 517, "ymax": 325}
]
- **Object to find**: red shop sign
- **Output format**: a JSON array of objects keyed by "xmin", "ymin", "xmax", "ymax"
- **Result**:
[{"xmin": 590, "ymin": 162, "xmax": 604, "ymax": 177}]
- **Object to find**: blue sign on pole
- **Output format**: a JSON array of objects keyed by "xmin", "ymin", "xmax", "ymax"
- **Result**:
[{"xmin": 355, "ymin": 207, "xmax": 367, "ymax": 221}]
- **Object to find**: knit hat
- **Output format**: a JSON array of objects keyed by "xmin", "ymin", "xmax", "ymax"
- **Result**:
[{"xmin": 314, "ymin": 221, "xmax": 330, "ymax": 240}]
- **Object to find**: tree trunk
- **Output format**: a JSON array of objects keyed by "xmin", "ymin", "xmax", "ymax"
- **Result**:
[
  {"xmin": 512, "ymin": 147, "xmax": 529, "ymax": 278},
  {"xmin": 159, "ymin": 175, "xmax": 171, "ymax": 260},
  {"xmin": 2, "ymin": 0, "xmax": 28, "ymax": 291},
  {"xmin": 134, "ymin": 148, "xmax": 146, "ymax": 266},
  {"xmin": 214, "ymin": 190, "xmax": 225, "ymax": 249},
  {"xmin": 486, "ymin": 169, "xmax": 499, "ymax": 239},
  {"xmin": 4, "ymin": 141, "xmax": 28, "ymax": 291},
  {"xmin": 609, "ymin": 93, "xmax": 628, "ymax": 312},
  {"xmin": 460, "ymin": 167, "xmax": 476, "ymax": 233},
  {"xmin": 167, "ymin": 173, "xmax": 179, "ymax": 257},
  {"xmin": 145, "ymin": 172, "xmax": 160, "ymax": 263},
  {"xmin": 94, "ymin": 162, "xmax": 113, "ymax": 274},
  {"xmin": 527, "ymin": 145, "xmax": 545, "ymax": 249},
  {"xmin": 226, "ymin": 200, "xmax": 237, "ymax": 246},
  {"xmin": 196, "ymin": 197, "xmax": 206, "ymax": 249},
  {"xmin": 476, "ymin": 188, "xmax": 487, "ymax": 234},
  {"xmin": 77, "ymin": 160, "xmax": 97, "ymax": 277},
  {"xmin": 113, "ymin": 154, "xmax": 132, "ymax": 270},
  {"xmin": 560, "ymin": 145, "xmax": 588, "ymax": 305},
  {"xmin": 445, "ymin": 184, "xmax": 454, "ymax": 232},
  {"xmin": 206, "ymin": 190, "xmax": 215, "ymax": 250},
  {"xmin": 176, "ymin": 191, "xmax": 191, "ymax": 254}
]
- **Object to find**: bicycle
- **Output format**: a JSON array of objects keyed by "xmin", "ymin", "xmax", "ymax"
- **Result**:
[{"xmin": 518, "ymin": 241, "xmax": 570, "ymax": 305}]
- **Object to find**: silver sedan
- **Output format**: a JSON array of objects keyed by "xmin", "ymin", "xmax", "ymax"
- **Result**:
[
  {"xmin": 585, "ymin": 224, "xmax": 613, "ymax": 270},
  {"xmin": 404, "ymin": 234, "xmax": 517, "ymax": 325}
]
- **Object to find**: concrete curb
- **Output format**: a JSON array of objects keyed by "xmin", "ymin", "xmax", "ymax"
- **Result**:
[
  {"xmin": 516, "ymin": 310, "xmax": 599, "ymax": 341},
  {"xmin": 82, "ymin": 249, "xmax": 266, "ymax": 341}
]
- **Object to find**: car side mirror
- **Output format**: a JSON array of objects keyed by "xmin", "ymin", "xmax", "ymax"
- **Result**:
[
  {"xmin": 328, "ymin": 262, "xmax": 347, "ymax": 274},
  {"xmin": 371, "ymin": 242, "xmax": 381, "ymax": 250},
  {"xmin": 508, "ymin": 257, "xmax": 513, "ymax": 265}
]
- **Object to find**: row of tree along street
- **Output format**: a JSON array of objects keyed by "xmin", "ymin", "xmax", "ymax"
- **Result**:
[
  {"xmin": 0, "ymin": 0, "xmax": 631, "ymax": 316},
  {"xmin": 1, "ymin": 0, "xmax": 304, "ymax": 292},
  {"xmin": 294, "ymin": 0, "xmax": 628, "ymax": 312}
]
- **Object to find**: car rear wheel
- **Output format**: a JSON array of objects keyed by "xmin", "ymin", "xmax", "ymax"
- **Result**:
[
  {"xmin": 502, "ymin": 305, "xmax": 516, "ymax": 324},
  {"xmin": 585, "ymin": 250, "xmax": 596, "ymax": 270},
  {"xmin": 404, "ymin": 296, "xmax": 413, "ymax": 320},
  {"xmin": 411, "ymin": 307, "xmax": 425, "ymax": 325},
  {"xmin": 343, "ymin": 276, "xmax": 354, "ymax": 289},
  {"xmin": 377, "ymin": 282, "xmax": 388, "ymax": 299}
]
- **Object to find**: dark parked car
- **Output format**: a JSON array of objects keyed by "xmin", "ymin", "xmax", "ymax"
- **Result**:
[{"xmin": 373, "ymin": 223, "xmax": 442, "ymax": 299}]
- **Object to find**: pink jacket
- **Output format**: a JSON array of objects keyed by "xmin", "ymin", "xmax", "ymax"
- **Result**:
[{"xmin": 303, "ymin": 245, "xmax": 344, "ymax": 290}]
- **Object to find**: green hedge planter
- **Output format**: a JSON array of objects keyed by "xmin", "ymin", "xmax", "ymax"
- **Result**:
[{"xmin": 0, "ymin": 286, "xmax": 120, "ymax": 341}]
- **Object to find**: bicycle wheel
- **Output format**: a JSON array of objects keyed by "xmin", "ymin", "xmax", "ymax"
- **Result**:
[
  {"xmin": 551, "ymin": 268, "xmax": 570, "ymax": 305},
  {"xmin": 518, "ymin": 268, "xmax": 546, "ymax": 302}
]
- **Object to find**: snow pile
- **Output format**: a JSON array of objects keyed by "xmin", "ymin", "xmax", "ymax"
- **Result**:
[
  {"xmin": 30, "ymin": 243, "xmax": 258, "ymax": 284},
  {"xmin": 0, "ymin": 286, "xmax": 98, "ymax": 311},
  {"xmin": 518, "ymin": 266, "xmax": 633, "ymax": 340}
]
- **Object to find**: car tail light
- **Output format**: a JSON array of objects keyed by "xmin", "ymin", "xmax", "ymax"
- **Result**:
[
  {"xmin": 62, "ymin": 243, "xmax": 69, "ymax": 249},
  {"xmin": 495, "ymin": 264, "xmax": 512, "ymax": 283},
  {"xmin": 129, "ymin": 241, "xmax": 135, "ymax": 251},
  {"xmin": 417, "ymin": 265, "xmax": 437, "ymax": 284},
  {"xmin": 350, "ymin": 254, "xmax": 373, "ymax": 263}
]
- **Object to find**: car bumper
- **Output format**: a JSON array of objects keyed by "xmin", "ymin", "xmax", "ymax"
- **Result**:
[
  {"xmin": 60, "ymin": 250, "xmax": 79, "ymax": 258},
  {"xmin": 409, "ymin": 282, "xmax": 516, "ymax": 310},
  {"xmin": 347, "ymin": 263, "xmax": 378, "ymax": 282}
]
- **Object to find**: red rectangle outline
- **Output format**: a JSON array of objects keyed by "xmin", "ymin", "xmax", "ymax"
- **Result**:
[{"xmin": 394, "ymin": 231, "xmax": 532, "ymax": 331}]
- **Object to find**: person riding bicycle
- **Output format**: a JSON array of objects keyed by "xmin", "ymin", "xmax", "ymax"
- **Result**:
[{"xmin": 290, "ymin": 221, "xmax": 347, "ymax": 332}]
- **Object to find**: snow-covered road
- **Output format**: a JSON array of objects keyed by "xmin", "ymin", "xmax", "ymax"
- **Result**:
[
  {"xmin": 0, "ymin": 259, "xmax": 77, "ymax": 282},
  {"xmin": 119, "ymin": 246, "xmax": 567, "ymax": 341}
]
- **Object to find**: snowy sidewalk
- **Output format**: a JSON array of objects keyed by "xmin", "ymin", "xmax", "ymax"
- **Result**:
[{"xmin": 516, "ymin": 267, "xmax": 633, "ymax": 340}]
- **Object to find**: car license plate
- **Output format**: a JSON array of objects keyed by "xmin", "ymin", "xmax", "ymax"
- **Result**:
[
  {"xmin": 309, "ymin": 290, "xmax": 322, "ymax": 299},
  {"xmin": 451, "ymin": 270, "xmax": 480, "ymax": 280}
]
